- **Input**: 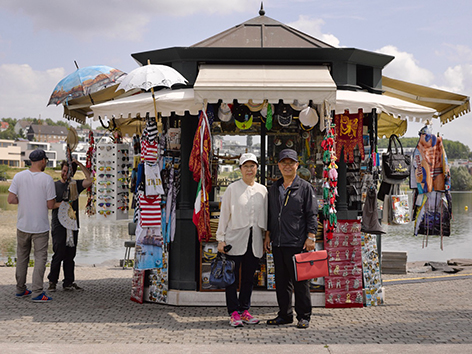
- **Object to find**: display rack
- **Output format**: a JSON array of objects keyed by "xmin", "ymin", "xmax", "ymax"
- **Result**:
[{"xmin": 96, "ymin": 143, "xmax": 130, "ymax": 221}]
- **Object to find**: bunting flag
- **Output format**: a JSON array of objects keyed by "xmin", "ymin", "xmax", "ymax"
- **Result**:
[{"xmin": 189, "ymin": 110, "xmax": 212, "ymax": 242}]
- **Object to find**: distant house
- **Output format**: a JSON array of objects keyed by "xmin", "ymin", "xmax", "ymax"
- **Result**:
[
  {"xmin": 0, "ymin": 139, "xmax": 21, "ymax": 167},
  {"xmin": 14, "ymin": 120, "xmax": 30, "ymax": 138},
  {"xmin": 27, "ymin": 124, "xmax": 68, "ymax": 143},
  {"xmin": 0, "ymin": 122, "xmax": 9, "ymax": 132}
]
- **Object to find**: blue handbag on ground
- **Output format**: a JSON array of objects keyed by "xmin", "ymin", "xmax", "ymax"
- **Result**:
[{"xmin": 209, "ymin": 253, "xmax": 235, "ymax": 288}]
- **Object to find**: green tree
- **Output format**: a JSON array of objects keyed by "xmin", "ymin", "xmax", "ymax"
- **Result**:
[{"xmin": 450, "ymin": 166, "xmax": 472, "ymax": 191}]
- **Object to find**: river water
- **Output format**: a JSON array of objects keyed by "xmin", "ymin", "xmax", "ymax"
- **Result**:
[{"xmin": 0, "ymin": 193, "xmax": 471, "ymax": 264}]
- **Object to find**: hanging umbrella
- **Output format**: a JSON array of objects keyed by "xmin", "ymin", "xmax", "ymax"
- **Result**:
[
  {"xmin": 116, "ymin": 64, "xmax": 188, "ymax": 92},
  {"xmin": 48, "ymin": 64, "xmax": 126, "ymax": 106}
]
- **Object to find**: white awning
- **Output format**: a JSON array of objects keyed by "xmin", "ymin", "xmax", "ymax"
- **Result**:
[
  {"xmin": 91, "ymin": 88, "xmax": 202, "ymax": 120},
  {"xmin": 193, "ymin": 64, "xmax": 337, "ymax": 104},
  {"xmin": 335, "ymin": 90, "xmax": 436, "ymax": 122}
]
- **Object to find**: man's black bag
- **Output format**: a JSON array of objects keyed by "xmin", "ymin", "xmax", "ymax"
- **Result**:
[
  {"xmin": 382, "ymin": 134, "xmax": 411, "ymax": 180},
  {"xmin": 209, "ymin": 253, "xmax": 235, "ymax": 288}
]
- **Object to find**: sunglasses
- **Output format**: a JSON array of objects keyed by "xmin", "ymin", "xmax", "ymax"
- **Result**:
[
  {"xmin": 118, "ymin": 206, "xmax": 129, "ymax": 211},
  {"xmin": 97, "ymin": 195, "xmax": 114, "ymax": 200},
  {"xmin": 98, "ymin": 166, "xmax": 114, "ymax": 171},
  {"xmin": 117, "ymin": 191, "xmax": 128, "ymax": 196},
  {"xmin": 98, "ymin": 173, "xmax": 113, "ymax": 178},
  {"xmin": 98, "ymin": 188, "xmax": 113, "ymax": 193},
  {"xmin": 98, "ymin": 160, "xmax": 112, "ymax": 165},
  {"xmin": 118, "ymin": 177, "xmax": 129, "ymax": 182},
  {"xmin": 98, "ymin": 181, "xmax": 114, "ymax": 186},
  {"xmin": 98, "ymin": 146, "xmax": 113, "ymax": 151},
  {"xmin": 117, "ymin": 184, "xmax": 128, "ymax": 189},
  {"xmin": 98, "ymin": 202, "xmax": 113, "ymax": 207},
  {"xmin": 98, "ymin": 210, "xmax": 114, "ymax": 215},
  {"xmin": 121, "ymin": 156, "xmax": 129, "ymax": 161}
]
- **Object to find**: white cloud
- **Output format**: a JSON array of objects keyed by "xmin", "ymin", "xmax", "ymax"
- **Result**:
[
  {"xmin": 0, "ymin": 64, "xmax": 65, "ymax": 120},
  {"xmin": 376, "ymin": 45, "xmax": 435, "ymax": 85},
  {"xmin": 0, "ymin": 0, "xmax": 254, "ymax": 42},
  {"xmin": 286, "ymin": 15, "xmax": 340, "ymax": 47}
]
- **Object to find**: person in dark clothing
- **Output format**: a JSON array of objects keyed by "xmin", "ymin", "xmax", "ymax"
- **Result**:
[
  {"xmin": 264, "ymin": 149, "xmax": 318, "ymax": 329},
  {"xmin": 48, "ymin": 159, "xmax": 93, "ymax": 291}
]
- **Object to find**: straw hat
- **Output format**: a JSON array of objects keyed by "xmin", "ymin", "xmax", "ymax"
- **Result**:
[{"xmin": 66, "ymin": 127, "xmax": 79, "ymax": 152}]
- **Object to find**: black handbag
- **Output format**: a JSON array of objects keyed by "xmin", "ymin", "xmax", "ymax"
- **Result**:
[
  {"xmin": 209, "ymin": 253, "xmax": 235, "ymax": 288},
  {"xmin": 382, "ymin": 134, "xmax": 411, "ymax": 180}
]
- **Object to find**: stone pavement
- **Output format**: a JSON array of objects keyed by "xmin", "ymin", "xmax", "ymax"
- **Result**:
[{"xmin": 0, "ymin": 263, "xmax": 471, "ymax": 354}]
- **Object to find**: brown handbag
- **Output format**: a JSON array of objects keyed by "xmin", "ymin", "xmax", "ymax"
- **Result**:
[{"xmin": 293, "ymin": 250, "xmax": 329, "ymax": 281}]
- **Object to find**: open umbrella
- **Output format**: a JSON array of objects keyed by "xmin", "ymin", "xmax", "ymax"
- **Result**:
[
  {"xmin": 117, "ymin": 62, "xmax": 188, "ymax": 133},
  {"xmin": 116, "ymin": 64, "xmax": 188, "ymax": 92},
  {"xmin": 48, "ymin": 64, "xmax": 126, "ymax": 106}
]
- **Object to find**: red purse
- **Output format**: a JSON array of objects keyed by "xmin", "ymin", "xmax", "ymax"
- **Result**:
[{"xmin": 293, "ymin": 250, "xmax": 329, "ymax": 281}]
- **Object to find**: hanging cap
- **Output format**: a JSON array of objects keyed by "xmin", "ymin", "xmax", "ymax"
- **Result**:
[
  {"xmin": 299, "ymin": 106, "xmax": 319, "ymax": 127},
  {"xmin": 218, "ymin": 103, "xmax": 232, "ymax": 122}
]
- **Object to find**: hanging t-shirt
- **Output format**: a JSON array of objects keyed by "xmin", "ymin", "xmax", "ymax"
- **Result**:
[
  {"xmin": 144, "ymin": 163, "xmax": 164, "ymax": 196},
  {"xmin": 141, "ymin": 139, "xmax": 158, "ymax": 163},
  {"xmin": 139, "ymin": 194, "xmax": 162, "ymax": 228}
]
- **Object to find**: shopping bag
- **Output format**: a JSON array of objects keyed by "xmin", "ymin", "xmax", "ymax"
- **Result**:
[
  {"xmin": 293, "ymin": 250, "xmax": 329, "ymax": 281},
  {"xmin": 391, "ymin": 194, "xmax": 410, "ymax": 224},
  {"xmin": 209, "ymin": 253, "xmax": 235, "ymax": 288}
]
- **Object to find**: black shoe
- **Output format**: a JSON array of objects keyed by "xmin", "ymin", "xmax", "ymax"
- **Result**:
[
  {"xmin": 63, "ymin": 283, "xmax": 83, "ymax": 291},
  {"xmin": 267, "ymin": 317, "xmax": 293, "ymax": 325},
  {"xmin": 48, "ymin": 282, "xmax": 57, "ymax": 292},
  {"xmin": 297, "ymin": 319, "xmax": 310, "ymax": 329}
]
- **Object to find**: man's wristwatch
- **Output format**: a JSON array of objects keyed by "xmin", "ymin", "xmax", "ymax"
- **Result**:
[{"xmin": 307, "ymin": 236, "xmax": 316, "ymax": 241}]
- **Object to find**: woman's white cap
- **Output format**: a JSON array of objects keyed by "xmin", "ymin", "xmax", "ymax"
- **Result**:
[{"xmin": 239, "ymin": 153, "xmax": 258, "ymax": 166}]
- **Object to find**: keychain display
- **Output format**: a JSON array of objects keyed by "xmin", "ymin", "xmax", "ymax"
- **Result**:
[
  {"xmin": 325, "ymin": 220, "xmax": 364, "ymax": 308},
  {"xmin": 361, "ymin": 233, "xmax": 384, "ymax": 306}
]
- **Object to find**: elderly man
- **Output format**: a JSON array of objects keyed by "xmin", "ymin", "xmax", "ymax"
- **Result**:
[
  {"xmin": 264, "ymin": 148, "xmax": 318, "ymax": 329},
  {"xmin": 8, "ymin": 149, "xmax": 56, "ymax": 302}
]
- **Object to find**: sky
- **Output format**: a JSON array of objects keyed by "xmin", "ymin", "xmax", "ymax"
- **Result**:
[{"xmin": 1, "ymin": 0, "xmax": 471, "ymax": 147}]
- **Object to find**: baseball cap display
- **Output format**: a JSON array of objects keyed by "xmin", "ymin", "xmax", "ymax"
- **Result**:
[
  {"xmin": 275, "ymin": 103, "xmax": 293, "ymax": 127},
  {"xmin": 233, "ymin": 103, "xmax": 253, "ymax": 130},
  {"xmin": 239, "ymin": 153, "xmax": 258, "ymax": 166},
  {"xmin": 29, "ymin": 149, "xmax": 48, "ymax": 161},
  {"xmin": 279, "ymin": 149, "xmax": 298, "ymax": 162},
  {"xmin": 218, "ymin": 103, "xmax": 232, "ymax": 122}
]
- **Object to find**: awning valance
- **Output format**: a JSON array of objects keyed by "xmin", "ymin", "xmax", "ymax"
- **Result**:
[
  {"xmin": 193, "ymin": 64, "xmax": 337, "ymax": 104},
  {"xmin": 91, "ymin": 88, "xmax": 202, "ymax": 120},
  {"xmin": 335, "ymin": 90, "xmax": 436, "ymax": 122},
  {"xmin": 382, "ymin": 76, "xmax": 470, "ymax": 124}
]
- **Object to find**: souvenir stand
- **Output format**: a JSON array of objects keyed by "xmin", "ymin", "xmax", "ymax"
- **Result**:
[{"xmin": 88, "ymin": 9, "xmax": 468, "ymax": 307}]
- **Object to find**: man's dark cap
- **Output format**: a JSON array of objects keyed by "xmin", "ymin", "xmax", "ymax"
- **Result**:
[
  {"xmin": 278, "ymin": 149, "xmax": 298, "ymax": 162},
  {"xmin": 29, "ymin": 149, "xmax": 48, "ymax": 162}
]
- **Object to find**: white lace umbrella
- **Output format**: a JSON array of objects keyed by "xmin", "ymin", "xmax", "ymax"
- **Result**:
[
  {"xmin": 116, "ymin": 63, "xmax": 188, "ymax": 133},
  {"xmin": 117, "ymin": 64, "xmax": 188, "ymax": 92}
]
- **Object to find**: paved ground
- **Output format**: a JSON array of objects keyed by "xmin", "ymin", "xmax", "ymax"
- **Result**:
[{"xmin": 1, "ymin": 262, "xmax": 471, "ymax": 354}]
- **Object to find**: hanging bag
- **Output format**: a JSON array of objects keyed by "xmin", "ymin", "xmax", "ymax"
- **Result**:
[
  {"xmin": 209, "ymin": 253, "xmax": 235, "ymax": 288},
  {"xmin": 390, "ymin": 194, "xmax": 410, "ymax": 225},
  {"xmin": 382, "ymin": 134, "xmax": 410, "ymax": 180}
]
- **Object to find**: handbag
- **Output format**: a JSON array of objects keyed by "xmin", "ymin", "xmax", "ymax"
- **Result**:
[
  {"xmin": 209, "ymin": 253, "xmax": 235, "ymax": 288},
  {"xmin": 293, "ymin": 250, "xmax": 329, "ymax": 281},
  {"xmin": 382, "ymin": 134, "xmax": 411, "ymax": 180}
]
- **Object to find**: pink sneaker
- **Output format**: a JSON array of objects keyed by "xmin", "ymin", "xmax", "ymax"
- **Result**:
[
  {"xmin": 241, "ymin": 310, "xmax": 260, "ymax": 324},
  {"xmin": 230, "ymin": 311, "xmax": 243, "ymax": 327}
]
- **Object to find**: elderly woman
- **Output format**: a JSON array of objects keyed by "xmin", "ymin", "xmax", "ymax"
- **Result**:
[{"xmin": 216, "ymin": 153, "xmax": 268, "ymax": 327}]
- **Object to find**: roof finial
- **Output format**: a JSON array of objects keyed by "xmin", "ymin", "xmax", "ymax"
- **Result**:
[{"xmin": 259, "ymin": 2, "xmax": 265, "ymax": 16}]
